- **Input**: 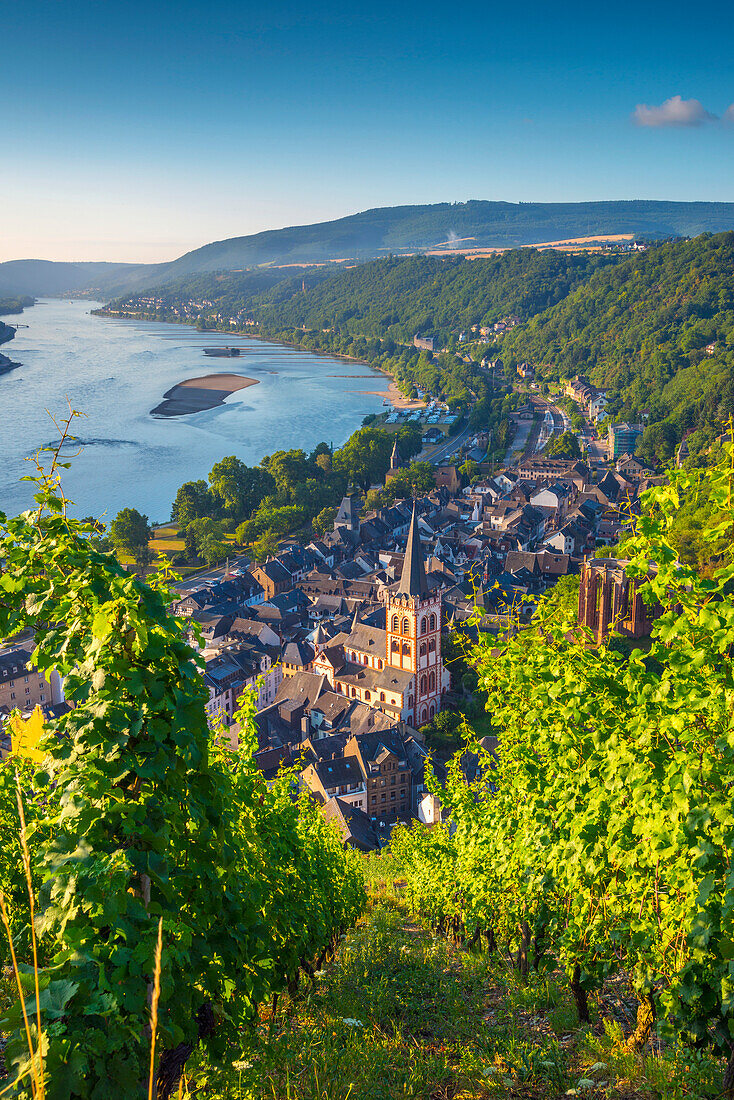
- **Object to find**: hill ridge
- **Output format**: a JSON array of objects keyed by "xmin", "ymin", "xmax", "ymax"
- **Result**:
[{"xmin": 5, "ymin": 199, "xmax": 734, "ymax": 297}]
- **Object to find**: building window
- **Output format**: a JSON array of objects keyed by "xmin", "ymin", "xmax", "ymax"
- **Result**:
[
  {"xmin": 381, "ymin": 793, "xmax": 386, "ymax": 802},
  {"xmin": 391, "ymin": 614, "xmax": 399, "ymax": 631},
  {"xmin": 380, "ymin": 692, "xmax": 385, "ymax": 702},
  {"xmin": 429, "ymin": 613, "xmax": 436, "ymax": 631},
  {"xmin": 391, "ymin": 639, "xmax": 400, "ymax": 653},
  {"xmin": 429, "ymin": 671, "xmax": 435, "ymax": 692},
  {"xmin": 420, "ymin": 675, "xmax": 427, "ymax": 694},
  {"xmin": 365, "ymin": 690, "xmax": 371, "ymax": 701},
  {"xmin": 377, "ymin": 660, "xmax": 383, "ymax": 670},
  {"xmin": 401, "ymin": 617, "xmax": 410, "ymax": 635},
  {"xmin": 429, "ymin": 639, "xmax": 436, "ymax": 653},
  {"xmin": 391, "ymin": 791, "xmax": 396, "ymax": 800},
  {"xmin": 420, "ymin": 616, "xmax": 427, "ymax": 635},
  {"xmin": 419, "ymin": 642, "xmax": 427, "ymax": 657},
  {"xmin": 402, "ymin": 642, "xmax": 411, "ymax": 657}
]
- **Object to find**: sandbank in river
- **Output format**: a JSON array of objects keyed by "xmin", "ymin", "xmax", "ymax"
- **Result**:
[{"xmin": 151, "ymin": 373, "xmax": 259, "ymax": 417}]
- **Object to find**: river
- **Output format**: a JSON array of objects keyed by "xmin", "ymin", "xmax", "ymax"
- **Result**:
[{"xmin": 0, "ymin": 300, "xmax": 387, "ymax": 522}]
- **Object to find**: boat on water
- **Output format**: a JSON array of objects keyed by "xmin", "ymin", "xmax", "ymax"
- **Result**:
[{"xmin": 203, "ymin": 346, "xmax": 241, "ymax": 357}]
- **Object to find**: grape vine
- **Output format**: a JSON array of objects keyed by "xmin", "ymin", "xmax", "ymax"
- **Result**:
[
  {"xmin": 394, "ymin": 441, "xmax": 734, "ymax": 1083},
  {"xmin": 0, "ymin": 432, "xmax": 365, "ymax": 1099}
]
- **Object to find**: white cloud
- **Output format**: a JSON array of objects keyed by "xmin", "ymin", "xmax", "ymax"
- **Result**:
[{"xmin": 632, "ymin": 95, "xmax": 717, "ymax": 128}]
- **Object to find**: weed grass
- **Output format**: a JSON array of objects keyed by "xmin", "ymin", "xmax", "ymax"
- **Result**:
[{"xmin": 173, "ymin": 888, "xmax": 723, "ymax": 1100}]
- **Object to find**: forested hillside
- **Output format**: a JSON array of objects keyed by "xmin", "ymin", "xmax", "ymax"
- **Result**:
[
  {"xmin": 253, "ymin": 252, "xmax": 611, "ymax": 344},
  {"xmin": 107, "ymin": 250, "xmax": 612, "ymax": 345},
  {"xmin": 502, "ymin": 232, "xmax": 734, "ymax": 461}
]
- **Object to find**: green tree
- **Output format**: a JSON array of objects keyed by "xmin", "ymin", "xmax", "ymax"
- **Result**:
[
  {"xmin": 251, "ymin": 528, "xmax": 280, "ymax": 562},
  {"xmin": 109, "ymin": 507, "xmax": 151, "ymax": 560},
  {"xmin": 261, "ymin": 449, "xmax": 311, "ymax": 499},
  {"xmin": 171, "ymin": 480, "xmax": 214, "ymax": 527},
  {"xmin": 545, "ymin": 431, "xmax": 581, "ymax": 459},
  {"xmin": 200, "ymin": 535, "xmax": 228, "ymax": 566},
  {"xmin": 184, "ymin": 517, "xmax": 224, "ymax": 561},
  {"xmin": 209, "ymin": 456, "xmax": 274, "ymax": 517},
  {"xmin": 333, "ymin": 426, "xmax": 393, "ymax": 491},
  {"xmin": 312, "ymin": 506, "xmax": 336, "ymax": 538},
  {"xmin": 381, "ymin": 461, "xmax": 436, "ymax": 503},
  {"xmin": 397, "ymin": 423, "xmax": 423, "ymax": 461}
]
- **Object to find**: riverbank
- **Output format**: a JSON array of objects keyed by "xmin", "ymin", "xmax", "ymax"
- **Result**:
[
  {"xmin": 2, "ymin": 300, "xmax": 388, "ymax": 521},
  {"xmin": 357, "ymin": 379, "xmax": 425, "ymax": 410}
]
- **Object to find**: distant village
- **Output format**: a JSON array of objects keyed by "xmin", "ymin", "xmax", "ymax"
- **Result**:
[{"xmin": 1, "ymin": 415, "xmax": 660, "ymax": 849}]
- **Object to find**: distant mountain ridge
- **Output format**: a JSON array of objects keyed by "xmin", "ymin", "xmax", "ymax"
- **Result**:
[
  {"xmin": 5, "ymin": 200, "xmax": 734, "ymax": 297},
  {"xmin": 0, "ymin": 259, "xmax": 160, "ymax": 298}
]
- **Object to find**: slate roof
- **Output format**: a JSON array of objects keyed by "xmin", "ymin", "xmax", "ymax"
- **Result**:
[
  {"xmin": 0, "ymin": 648, "xmax": 34, "ymax": 682},
  {"xmin": 337, "ymin": 661, "xmax": 414, "ymax": 695},
  {"xmin": 282, "ymin": 640, "xmax": 314, "ymax": 667},
  {"xmin": 397, "ymin": 506, "xmax": 428, "ymax": 598},
  {"xmin": 322, "ymin": 797, "xmax": 385, "ymax": 851},
  {"xmin": 274, "ymin": 671, "xmax": 328, "ymax": 710},
  {"xmin": 253, "ymin": 560, "xmax": 291, "ymax": 585},
  {"xmin": 312, "ymin": 756, "xmax": 364, "ymax": 789}
]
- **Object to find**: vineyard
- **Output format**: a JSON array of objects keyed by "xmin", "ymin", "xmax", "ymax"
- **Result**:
[
  {"xmin": 3, "ymin": 436, "xmax": 734, "ymax": 1098},
  {"xmin": 0, "ymin": 445, "xmax": 365, "ymax": 1099},
  {"xmin": 393, "ymin": 442, "xmax": 734, "ymax": 1094}
]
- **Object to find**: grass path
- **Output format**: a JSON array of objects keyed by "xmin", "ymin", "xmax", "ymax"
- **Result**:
[{"xmin": 181, "ymin": 883, "xmax": 722, "ymax": 1100}]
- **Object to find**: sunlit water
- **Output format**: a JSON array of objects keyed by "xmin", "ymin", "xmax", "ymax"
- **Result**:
[{"xmin": 0, "ymin": 300, "xmax": 386, "ymax": 522}]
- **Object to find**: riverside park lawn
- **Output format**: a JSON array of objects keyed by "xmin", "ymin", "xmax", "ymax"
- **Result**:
[{"xmin": 176, "ymin": 857, "xmax": 723, "ymax": 1100}]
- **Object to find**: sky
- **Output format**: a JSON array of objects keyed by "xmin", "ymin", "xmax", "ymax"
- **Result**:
[{"xmin": 3, "ymin": 0, "xmax": 734, "ymax": 263}]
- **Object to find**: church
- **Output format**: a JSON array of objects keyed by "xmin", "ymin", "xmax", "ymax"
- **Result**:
[{"xmin": 311, "ymin": 506, "xmax": 450, "ymax": 726}]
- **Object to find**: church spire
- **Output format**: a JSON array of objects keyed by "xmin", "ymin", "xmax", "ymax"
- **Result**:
[
  {"xmin": 397, "ymin": 505, "xmax": 428, "ymax": 598},
  {"xmin": 390, "ymin": 438, "xmax": 402, "ymax": 470}
]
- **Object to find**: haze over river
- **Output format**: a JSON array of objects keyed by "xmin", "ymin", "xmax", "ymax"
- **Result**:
[{"xmin": 1, "ymin": 300, "xmax": 386, "ymax": 521}]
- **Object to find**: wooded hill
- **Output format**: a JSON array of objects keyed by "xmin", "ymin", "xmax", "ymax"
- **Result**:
[
  {"xmin": 501, "ymin": 231, "xmax": 734, "ymax": 462},
  {"xmin": 116, "ymin": 251, "xmax": 612, "ymax": 345},
  {"xmin": 106, "ymin": 232, "xmax": 734, "ymax": 462}
]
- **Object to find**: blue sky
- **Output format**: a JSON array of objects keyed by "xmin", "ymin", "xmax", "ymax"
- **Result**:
[{"xmin": 4, "ymin": 0, "xmax": 734, "ymax": 262}]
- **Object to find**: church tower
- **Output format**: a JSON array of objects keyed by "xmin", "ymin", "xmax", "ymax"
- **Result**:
[
  {"xmin": 386, "ymin": 439, "xmax": 403, "ymax": 482},
  {"xmin": 385, "ymin": 505, "xmax": 445, "ymax": 725}
]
